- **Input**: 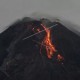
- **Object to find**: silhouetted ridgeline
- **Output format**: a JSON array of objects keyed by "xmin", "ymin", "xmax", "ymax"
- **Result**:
[{"xmin": 0, "ymin": 18, "xmax": 80, "ymax": 80}]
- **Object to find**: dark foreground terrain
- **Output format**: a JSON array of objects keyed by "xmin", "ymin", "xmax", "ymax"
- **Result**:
[{"xmin": 0, "ymin": 18, "xmax": 80, "ymax": 80}]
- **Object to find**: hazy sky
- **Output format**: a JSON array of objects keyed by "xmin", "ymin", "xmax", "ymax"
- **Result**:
[{"xmin": 0, "ymin": 0, "xmax": 80, "ymax": 33}]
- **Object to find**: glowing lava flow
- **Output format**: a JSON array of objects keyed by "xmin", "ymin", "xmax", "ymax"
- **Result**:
[
  {"xmin": 41, "ymin": 24, "xmax": 56, "ymax": 59},
  {"xmin": 32, "ymin": 24, "xmax": 64, "ymax": 60}
]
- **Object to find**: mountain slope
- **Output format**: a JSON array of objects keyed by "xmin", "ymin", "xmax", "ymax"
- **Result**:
[{"xmin": 0, "ymin": 18, "xmax": 80, "ymax": 80}]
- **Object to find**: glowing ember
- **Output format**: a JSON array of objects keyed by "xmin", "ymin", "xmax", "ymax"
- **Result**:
[
  {"xmin": 57, "ymin": 54, "xmax": 64, "ymax": 61},
  {"xmin": 37, "ymin": 29, "xmax": 41, "ymax": 32},
  {"xmin": 41, "ymin": 24, "xmax": 56, "ymax": 59}
]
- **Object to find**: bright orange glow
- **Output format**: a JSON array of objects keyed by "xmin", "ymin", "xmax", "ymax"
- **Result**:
[
  {"xmin": 41, "ymin": 24, "xmax": 56, "ymax": 59},
  {"xmin": 57, "ymin": 54, "xmax": 64, "ymax": 61},
  {"xmin": 37, "ymin": 29, "xmax": 41, "ymax": 32},
  {"xmin": 32, "ymin": 24, "xmax": 64, "ymax": 60}
]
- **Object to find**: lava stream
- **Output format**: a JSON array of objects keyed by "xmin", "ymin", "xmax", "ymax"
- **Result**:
[{"xmin": 41, "ymin": 24, "xmax": 56, "ymax": 59}]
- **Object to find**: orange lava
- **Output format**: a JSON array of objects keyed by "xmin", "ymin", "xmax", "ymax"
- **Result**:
[
  {"xmin": 41, "ymin": 24, "xmax": 56, "ymax": 59},
  {"xmin": 57, "ymin": 54, "xmax": 64, "ymax": 61},
  {"xmin": 37, "ymin": 29, "xmax": 41, "ymax": 32}
]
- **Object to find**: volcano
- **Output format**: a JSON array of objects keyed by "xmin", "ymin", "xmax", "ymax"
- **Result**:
[{"xmin": 0, "ymin": 18, "xmax": 80, "ymax": 80}]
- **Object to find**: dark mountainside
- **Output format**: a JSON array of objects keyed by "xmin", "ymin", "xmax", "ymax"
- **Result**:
[{"xmin": 0, "ymin": 18, "xmax": 80, "ymax": 80}]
